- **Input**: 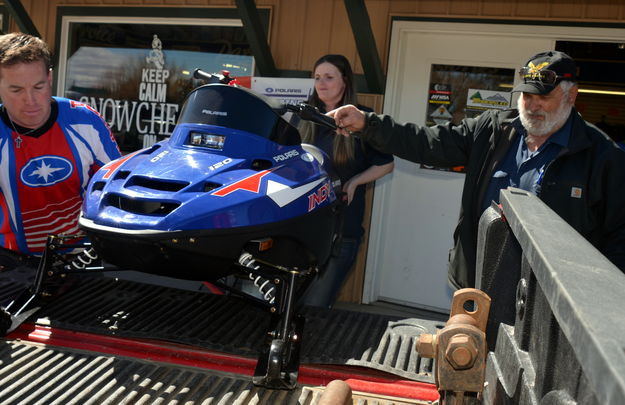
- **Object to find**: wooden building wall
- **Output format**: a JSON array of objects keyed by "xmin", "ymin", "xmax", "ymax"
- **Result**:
[
  {"xmin": 4, "ymin": 0, "xmax": 625, "ymax": 304},
  {"xmin": 8, "ymin": 0, "xmax": 625, "ymax": 81}
]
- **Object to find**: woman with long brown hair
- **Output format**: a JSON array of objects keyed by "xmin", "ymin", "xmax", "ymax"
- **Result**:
[{"xmin": 301, "ymin": 54, "xmax": 394, "ymax": 308}]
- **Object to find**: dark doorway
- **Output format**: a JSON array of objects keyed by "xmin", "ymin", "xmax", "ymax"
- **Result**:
[{"xmin": 557, "ymin": 41, "xmax": 625, "ymax": 145}]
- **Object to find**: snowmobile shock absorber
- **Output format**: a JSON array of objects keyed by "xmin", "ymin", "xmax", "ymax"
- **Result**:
[
  {"xmin": 64, "ymin": 247, "xmax": 99, "ymax": 271},
  {"xmin": 238, "ymin": 252, "xmax": 276, "ymax": 304}
]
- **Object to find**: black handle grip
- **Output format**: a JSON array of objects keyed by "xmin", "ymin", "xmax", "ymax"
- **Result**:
[
  {"xmin": 193, "ymin": 68, "xmax": 217, "ymax": 82},
  {"xmin": 288, "ymin": 103, "xmax": 337, "ymax": 130},
  {"xmin": 193, "ymin": 68, "xmax": 236, "ymax": 85}
]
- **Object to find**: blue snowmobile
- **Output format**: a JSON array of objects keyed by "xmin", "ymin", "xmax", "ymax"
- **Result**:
[{"xmin": 2, "ymin": 70, "xmax": 344, "ymax": 390}]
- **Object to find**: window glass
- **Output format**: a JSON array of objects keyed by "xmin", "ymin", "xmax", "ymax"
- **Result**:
[
  {"xmin": 557, "ymin": 40, "xmax": 625, "ymax": 145},
  {"xmin": 426, "ymin": 64, "xmax": 514, "ymax": 126},
  {"xmin": 178, "ymin": 85, "xmax": 301, "ymax": 145},
  {"xmin": 61, "ymin": 22, "xmax": 254, "ymax": 152},
  {"xmin": 424, "ymin": 64, "xmax": 514, "ymax": 173}
]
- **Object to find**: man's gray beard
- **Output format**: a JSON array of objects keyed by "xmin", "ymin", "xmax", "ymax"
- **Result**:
[{"xmin": 518, "ymin": 96, "xmax": 573, "ymax": 137}]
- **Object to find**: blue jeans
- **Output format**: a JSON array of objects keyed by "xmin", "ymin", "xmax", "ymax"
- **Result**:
[{"xmin": 301, "ymin": 237, "xmax": 360, "ymax": 309}]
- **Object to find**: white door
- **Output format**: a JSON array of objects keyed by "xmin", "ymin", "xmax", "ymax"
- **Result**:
[{"xmin": 363, "ymin": 21, "xmax": 625, "ymax": 312}]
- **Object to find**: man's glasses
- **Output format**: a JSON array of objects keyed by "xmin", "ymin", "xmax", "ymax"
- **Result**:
[{"xmin": 518, "ymin": 67, "xmax": 562, "ymax": 85}]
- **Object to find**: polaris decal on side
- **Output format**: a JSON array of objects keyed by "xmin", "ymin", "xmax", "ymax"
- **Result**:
[
  {"xmin": 273, "ymin": 150, "xmax": 299, "ymax": 162},
  {"xmin": 202, "ymin": 109, "xmax": 228, "ymax": 116}
]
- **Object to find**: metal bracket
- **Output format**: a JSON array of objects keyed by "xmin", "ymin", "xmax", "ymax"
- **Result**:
[{"xmin": 416, "ymin": 288, "xmax": 491, "ymax": 405}]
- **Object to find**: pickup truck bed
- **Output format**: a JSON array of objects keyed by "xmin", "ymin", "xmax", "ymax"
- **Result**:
[{"xmin": 0, "ymin": 270, "xmax": 441, "ymax": 404}]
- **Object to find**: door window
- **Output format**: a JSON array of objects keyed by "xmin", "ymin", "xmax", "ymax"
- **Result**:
[
  {"xmin": 423, "ymin": 64, "xmax": 515, "ymax": 173},
  {"xmin": 426, "ymin": 64, "xmax": 514, "ymax": 126},
  {"xmin": 56, "ymin": 12, "xmax": 258, "ymax": 152}
]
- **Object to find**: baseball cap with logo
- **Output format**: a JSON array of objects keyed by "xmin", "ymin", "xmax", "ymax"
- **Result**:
[{"xmin": 512, "ymin": 51, "xmax": 577, "ymax": 95}]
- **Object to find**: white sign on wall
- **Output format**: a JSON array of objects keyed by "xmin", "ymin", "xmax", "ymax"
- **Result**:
[{"xmin": 251, "ymin": 77, "xmax": 314, "ymax": 105}]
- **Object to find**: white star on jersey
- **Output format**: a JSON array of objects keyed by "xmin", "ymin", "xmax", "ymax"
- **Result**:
[{"xmin": 30, "ymin": 161, "xmax": 64, "ymax": 182}]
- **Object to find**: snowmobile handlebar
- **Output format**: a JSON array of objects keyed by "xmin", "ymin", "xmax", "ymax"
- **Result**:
[
  {"xmin": 193, "ymin": 68, "xmax": 237, "ymax": 85},
  {"xmin": 285, "ymin": 103, "xmax": 337, "ymax": 131}
]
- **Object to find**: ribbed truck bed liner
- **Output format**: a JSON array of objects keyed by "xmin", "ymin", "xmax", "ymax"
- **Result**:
[
  {"xmin": 0, "ymin": 339, "xmax": 431, "ymax": 405},
  {"xmin": 0, "ymin": 270, "xmax": 441, "ymax": 404}
]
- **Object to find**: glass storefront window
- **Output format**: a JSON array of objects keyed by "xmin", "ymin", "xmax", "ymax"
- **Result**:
[
  {"xmin": 426, "ymin": 64, "xmax": 514, "ymax": 126},
  {"xmin": 57, "ymin": 16, "xmax": 255, "ymax": 153},
  {"xmin": 424, "ymin": 64, "xmax": 514, "ymax": 172}
]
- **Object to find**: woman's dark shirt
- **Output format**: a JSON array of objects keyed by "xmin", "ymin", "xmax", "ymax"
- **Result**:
[{"xmin": 313, "ymin": 105, "xmax": 393, "ymax": 239}]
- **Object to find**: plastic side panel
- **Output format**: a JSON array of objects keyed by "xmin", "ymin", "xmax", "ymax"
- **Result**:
[{"xmin": 481, "ymin": 188, "xmax": 625, "ymax": 405}]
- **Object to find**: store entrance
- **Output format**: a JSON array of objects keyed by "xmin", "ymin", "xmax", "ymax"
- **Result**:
[{"xmin": 364, "ymin": 21, "xmax": 625, "ymax": 312}]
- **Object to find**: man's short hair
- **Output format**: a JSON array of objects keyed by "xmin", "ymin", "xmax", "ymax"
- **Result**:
[{"xmin": 0, "ymin": 33, "xmax": 51, "ymax": 69}]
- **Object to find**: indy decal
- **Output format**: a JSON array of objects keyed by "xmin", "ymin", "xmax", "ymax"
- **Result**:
[{"xmin": 308, "ymin": 181, "xmax": 332, "ymax": 211}]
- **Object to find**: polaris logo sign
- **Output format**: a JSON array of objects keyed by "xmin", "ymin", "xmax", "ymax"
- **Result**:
[
  {"xmin": 202, "ymin": 109, "xmax": 228, "ymax": 117},
  {"xmin": 252, "ymin": 77, "xmax": 313, "ymax": 105},
  {"xmin": 265, "ymin": 88, "xmax": 302, "ymax": 94}
]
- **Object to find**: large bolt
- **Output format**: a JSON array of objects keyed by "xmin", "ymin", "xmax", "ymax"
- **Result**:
[
  {"xmin": 416, "ymin": 333, "xmax": 437, "ymax": 358},
  {"xmin": 516, "ymin": 278, "xmax": 528, "ymax": 321},
  {"xmin": 445, "ymin": 333, "xmax": 478, "ymax": 370}
]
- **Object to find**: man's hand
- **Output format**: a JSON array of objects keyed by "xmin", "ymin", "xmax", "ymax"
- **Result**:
[{"xmin": 327, "ymin": 105, "xmax": 366, "ymax": 136}]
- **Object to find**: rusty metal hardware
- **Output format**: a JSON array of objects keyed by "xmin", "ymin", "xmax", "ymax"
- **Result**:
[{"xmin": 416, "ymin": 288, "xmax": 491, "ymax": 405}]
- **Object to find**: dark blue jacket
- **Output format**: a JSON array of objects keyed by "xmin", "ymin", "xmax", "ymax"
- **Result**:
[{"xmin": 361, "ymin": 108, "xmax": 625, "ymax": 288}]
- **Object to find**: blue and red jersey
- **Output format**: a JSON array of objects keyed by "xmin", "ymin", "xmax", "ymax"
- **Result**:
[{"xmin": 0, "ymin": 97, "xmax": 121, "ymax": 255}]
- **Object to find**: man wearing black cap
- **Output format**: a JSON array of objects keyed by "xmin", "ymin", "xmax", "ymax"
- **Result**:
[{"xmin": 328, "ymin": 50, "xmax": 625, "ymax": 289}]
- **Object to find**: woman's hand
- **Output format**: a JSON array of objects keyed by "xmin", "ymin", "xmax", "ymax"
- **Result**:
[
  {"xmin": 342, "ymin": 162, "xmax": 395, "ymax": 205},
  {"xmin": 342, "ymin": 177, "xmax": 359, "ymax": 205}
]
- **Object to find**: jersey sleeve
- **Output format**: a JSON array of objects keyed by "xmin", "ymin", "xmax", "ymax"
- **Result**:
[{"xmin": 65, "ymin": 99, "xmax": 122, "ymax": 172}]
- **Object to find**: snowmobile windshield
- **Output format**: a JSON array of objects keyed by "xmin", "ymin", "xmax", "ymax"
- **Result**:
[{"xmin": 177, "ymin": 84, "xmax": 301, "ymax": 146}]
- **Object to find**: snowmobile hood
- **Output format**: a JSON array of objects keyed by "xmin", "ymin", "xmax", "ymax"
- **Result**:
[{"xmin": 80, "ymin": 84, "xmax": 339, "ymax": 233}]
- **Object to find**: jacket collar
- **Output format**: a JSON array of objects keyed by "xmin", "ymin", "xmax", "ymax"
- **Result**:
[
  {"xmin": 502, "ymin": 107, "xmax": 592, "ymax": 155},
  {"xmin": 565, "ymin": 108, "xmax": 593, "ymax": 154}
]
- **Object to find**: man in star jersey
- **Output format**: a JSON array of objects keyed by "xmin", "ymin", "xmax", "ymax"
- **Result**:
[{"xmin": 0, "ymin": 33, "xmax": 121, "ymax": 269}]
